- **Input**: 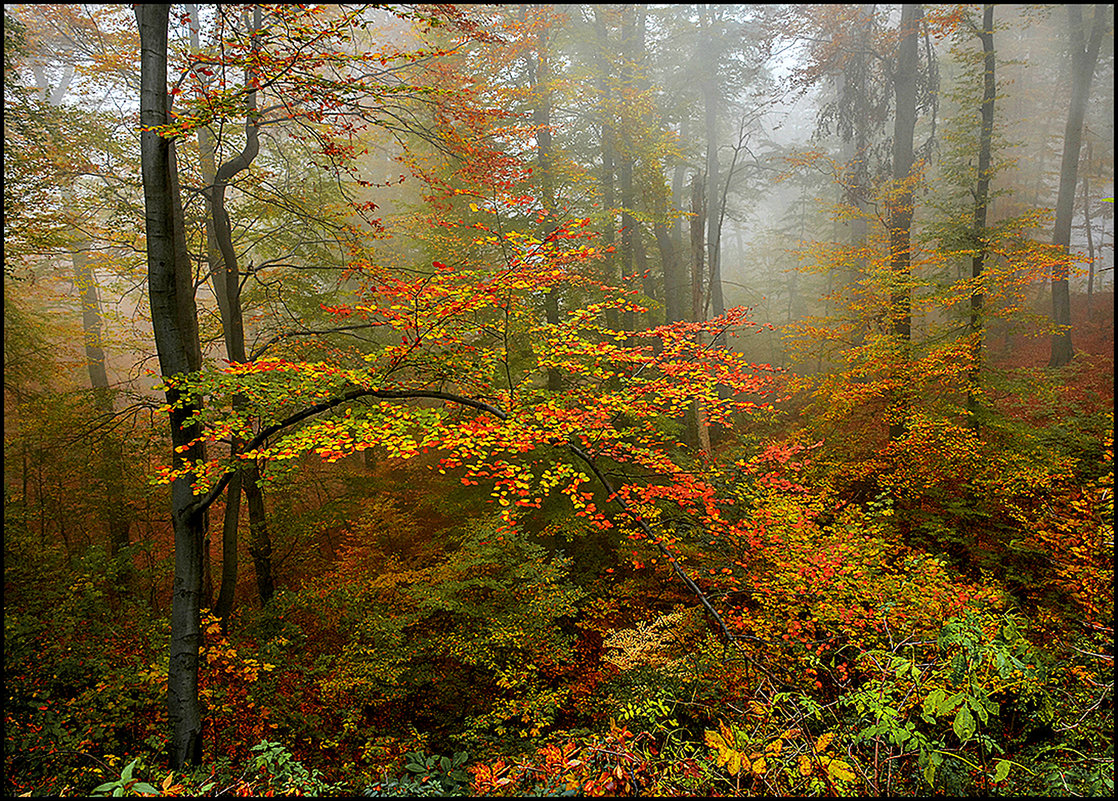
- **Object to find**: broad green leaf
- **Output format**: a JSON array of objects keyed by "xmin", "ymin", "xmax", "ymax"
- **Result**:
[
  {"xmin": 953, "ymin": 705, "xmax": 975, "ymax": 742},
  {"xmin": 967, "ymin": 695, "xmax": 989, "ymax": 724},
  {"xmin": 992, "ymin": 759, "xmax": 1011, "ymax": 783},
  {"xmin": 923, "ymin": 688, "xmax": 946, "ymax": 719}
]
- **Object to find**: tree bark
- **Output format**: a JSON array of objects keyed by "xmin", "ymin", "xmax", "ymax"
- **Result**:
[
  {"xmin": 192, "ymin": 4, "xmax": 276, "ymax": 611},
  {"xmin": 967, "ymin": 4, "xmax": 995, "ymax": 428},
  {"xmin": 887, "ymin": 4, "xmax": 920, "ymax": 441},
  {"xmin": 1049, "ymin": 4, "xmax": 1105, "ymax": 366},
  {"xmin": 702, "ymin": 76, "xmax": 724, "ymax": 323},
  {"xmin": 527, "ymin": 5, "xmax": 562, "ymax": 391},
  {"xmin": 594, "ymin": 6, "xmax": 619, "ymax": 331},
  {"xmin": 137, "ymin": 2, "xmax": 206, "ymax": 769},
  {"xmin": 1082, "ymin": 141, "xmax": 1095, "ymax": 318}
]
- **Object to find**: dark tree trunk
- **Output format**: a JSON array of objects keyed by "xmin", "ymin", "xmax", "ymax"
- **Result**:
[
  {"xmin": 137, "ymin": 2, "xmax": 206, "ymax": 769},
  {"xmin": 967, "ymin": 4, "xmax": 995, "ymax": 428},
  {"xmin": 655, "ymin": 221, "xmax": 686, "ymax": 324},
  {"xmin": 212, "ymin": 472, "xmax": 241, "ymax": 624},
  {"xmin": 887, "ymin": 4, "xmax": 920, "ymax": 441},
  {"xmin": 193, "ymin": 5, "xmax": 275, "ymax": 610},
  {"xmin": 243, "ymin": 464, "xmax": 274, "ymax": 606},
  {"xmin": 1049, "ymin": 4, "xmax": 1105, "ymax": 366}
]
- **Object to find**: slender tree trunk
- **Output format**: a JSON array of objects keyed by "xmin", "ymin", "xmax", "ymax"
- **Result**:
[
  {"xmin": 655, "ymin": 221, "xmax": 686, "ymax": 323},
  {"xmin": 702, "ymin": 77, "xmax": 725, "ymax": 323},
  {"xmin": 528, "ymin": 5, "xmax": 562, "ymax": 390},
  {"xmin": 594, "ymin": 7, "xmax": 619, "ymax": 331},
  {"xmin": 967, "ymin": 5, "xmax": 995, "ymax": 428},
  {"xmin": 193, "ymin": 5, "xmax": 276, "ymax": 610},
  {"xmin": 618, "ymin": 5, "xmax": 637, "ymax": 333},
  {"xmin": 137, "ymin": 2, "xmax": 206, "ymax": 769},
  {"xmin": 1049, "ymin": 4, "xmax": 1105, "ymax": 367},
  {"xmin": 243, "ymin": 464, "xmax": 274, "ymax": 606},
  {"xmin": 212, "ymin": 472, "xmax": 240, "ymax": 623},
  {"xmin": 70, "ymin": 232, "xmax": 132, "ymax": 556},
  {"xmin": 1082, "ymin": 141, "xmax": 1095, "ymax": 318},
  {"xmin": 887, "ymin": 4, "xmax": 920, "ymax": 441},
  {"xmin": 689, "ymin": 174, "xmax": 706, "ymax": 324},
  {"xmin": 686, "ymin": 174, "xmax": 711, "ymax": 454}
]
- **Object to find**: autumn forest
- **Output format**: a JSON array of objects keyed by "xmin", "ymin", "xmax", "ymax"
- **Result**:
[{"xmin": 3, "ymin": 3, "xmax": 1113, "ymax": 797}]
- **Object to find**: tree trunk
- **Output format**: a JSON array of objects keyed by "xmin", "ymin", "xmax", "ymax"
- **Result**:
[
  {"xmin": 527, "ymin": 5, "xmax": 562, "ymax": 391},
  {"xmin": 137, "ymin": 2, "xmax": 206, "ymax": 769},
  {"xmin": 686, "ymin": 174, "xmax": 711, "ymax": 454},
  {"xmin": 193, "ymin": 4, "xmax": 276, "ymax": 610},
  {"xmin": 1049, "ymin": 4, "xmax": 1105, "ymax": 367},
  {"xmin": 593, "ymin": 7, "xmax": 619, "ymax": 331},
  {"xmin": 655, "ymin": 221, "xmax": 686, "ymax": 324},
  {"xmin": 212, "ymin": 472, "xmax": 241, "ymax": 624},
  {"xmin": 967, "ymin": 4, "xmax": 995, "ymax": 428},
  {"xmin": 1082, "ymin": 141, "xmax": 1095, "ymax": 318},
  {"xmin": 887, "ymin": 4, "xmax": 920, "ymax": 441},
  {"xmin": 618, "ymin": 5, "xmax": 636, "ymax": 333},
  {"xmin": 243, "ymin": 464, "xmax": 274, "ymax": 606},
  {"xmin": 70, "ymin": 232, "xmax": 132, "ymax": 556},
  {"xmin": 689, "ymin": 174, "xmax": 705, "ymax": 324},
  {"xmin": 702, "ymin": 77, "xmax": 725, "ymax": 323}
]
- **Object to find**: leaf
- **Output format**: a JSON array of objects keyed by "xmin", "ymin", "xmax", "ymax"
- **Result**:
[
  {"xmin": 814, "ymin": 732, "xmax": 835, "ymax": 753},
  {"xmin": 705, "ymin": 729, "xmax": 744, "ymax": 776},
  {"xmin": 798, "ymin": 754, "xmax": 813, "ymax": 776},
  {"xmin": 923, "ymin": 760, "xmax": 936, "ymax": 788},
  {"xmin": 953, "ymin": 705, "xmax": 975, "ymax": 742},
  {"xmin": 923, "ymin": 687, "xmax": 946, "ymax": 719},
  {"xmin": 826, "ymin": 759, "xmax": 855, "ymax": 783},
  {"xmin": 992, "ymin": 759, "xmax": 1011, "ymax": 783}
]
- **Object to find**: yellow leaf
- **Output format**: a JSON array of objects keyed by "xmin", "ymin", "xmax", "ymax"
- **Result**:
[
  {"xmin": 826, "ymin": 759, "xmax": 856, "ymax": 784},
  {"xmin": 751, "ymin": 756, "xmax": 767, "ymax": 776},
  {"xmin": 765, "ymin": 738, "xmax": 783, "ymax": 756},
  {"xmin": 799, "ymin": 754, "xmax": 813, "ymax": 776},
  {"xmin": 815, "ymin": 732, "xmax": 836, "ymax": 753},
  {"xmin": 469, "ymin": 203, "xmax": 479, "ymax": 212},
  {"xmin": 705, "ymin": 729, "xmax": 744, "ymax": 776}
]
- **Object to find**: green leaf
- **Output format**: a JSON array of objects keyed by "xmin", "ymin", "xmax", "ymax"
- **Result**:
[
  {"xmin": 967, "ymin": 695, "xmax": 989, "ymax": 724},
  {"xmin": 953, "ymin": 705, "xmax": 975, "ymax": 742},
  {"xmin": 923, "ymin": 759, "xmax": 936, "ymax": 788},
  {"xmin": 992, "ymin": 759, "xmax": 1011, "ymax": 783},
  {"xmin": 121, "ymin": 759, "xmax": 137, "ymax": 782},
  {"xmin": 924, "ymin": 688, "xmax": 946, "ymax": 719},
  {"xmin": 132, "ymin": 782, "xmax": 158, "ymax": 795}
]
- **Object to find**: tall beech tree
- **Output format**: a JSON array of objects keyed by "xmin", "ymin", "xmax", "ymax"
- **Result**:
[
  {"xmin": 1048, "ymin": 4, "xmax": 1107, "ymax": 367},
  {"xmin": 136, "ymin": 2, "xmax": 206, "ymax": 769},
  {"xmin": 885, "ymin": 3, "xmax": 921, "ymax": 441}
]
